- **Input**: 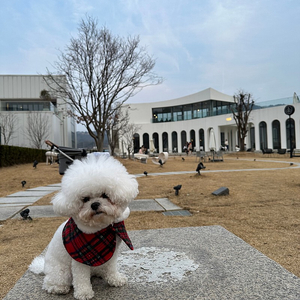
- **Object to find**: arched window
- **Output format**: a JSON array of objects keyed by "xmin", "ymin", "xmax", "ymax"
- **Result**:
[
  {"xmin": 143, "ymin": 133, "xmax": 149, "ymax": 150},
  {"xmin": 259, "ymin": 122, "xmax": 267, "ymax": 150},
  {"xmin": 286, "ymin": 118, "xmax": 296, "ymax": 150},
  {"xmin": 133, "ymin": 133, "xmax": 140, "ymax": 153},
  {"xmin": 190, "ymin": 130, "xmax": 195, "ymax": 150},
  {"xmin": 152, "ymin": 132, "xmax": 159, "ymax": 153},
  {"xmin": 172, "ymin": 131, "xmax": 178, "ymax": 153},
  {"xmin": 181, "ymin": 130, "xmax": 187, "ymax": 152},
  {"xmin": 199, "ymin": 129, "xmax": 205, "ymax": 151},
  {"xmin": 162, "ymin": 132, "xmax": 168, "ymax": 152},
  {"xmin": 272, "ymin": 120, "xmax": 281, "ymax": 149}
]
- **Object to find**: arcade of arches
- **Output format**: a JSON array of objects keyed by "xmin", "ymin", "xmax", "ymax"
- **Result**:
[{"xmin": 132, "ymin": 118, "xmax": 296, "ymax": 153}]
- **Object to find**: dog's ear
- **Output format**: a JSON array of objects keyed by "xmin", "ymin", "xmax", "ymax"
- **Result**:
[{"xmin": 51, "ymin": 191, "xmax": 77, "ymax": 216}]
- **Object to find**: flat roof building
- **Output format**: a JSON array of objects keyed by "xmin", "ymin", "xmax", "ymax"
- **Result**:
[
  {"xmin": 119, "ymin": 87, "xmax": 300, "ymax": 154},
  {"xmin": 0, "ymin": 75, "xmax": 76, "ymax": 149}
]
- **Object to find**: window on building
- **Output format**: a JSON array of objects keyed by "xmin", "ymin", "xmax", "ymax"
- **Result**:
[
  {"xmin": 173, "ymin": 106, "xmax": 183, "ymax": 121},
  {"xmin": 193, "ymin": 103, "xmax": 201, "ymax": 118},
  {"xmin": 172, "ymin": 131, "xmax": 178, "ymax": 152},
  {"xmin": 151, "ymin": 99, "xmax": 232, "ymax": 123},
  {"xmin": 143, "ymin": 133, "xmax": 149, "ymax": 150},
  {"xmin": 272, "ymin": 120, "xmax": 281, "ymax": 149},
  {"xmin": 202, "ymin": 101, "xmax": 210, "ymax": 117},
  {"xmin": 259, "ymin": 121, "xmax": 268, "ymax": 150},
  {"xmin": 286, "ymin": 118, "xmax": 295, "ymax": 150},
  {"xmin": 162, "ymin": 132, "xmax": 168, "ymax": 152},
  {"xmin": 183, "ymin": 105, "xmax": 192, "ymax": 120},
  {"xmin": 4, "ymin": 101, "xmax": 52, "ymax": 111}
]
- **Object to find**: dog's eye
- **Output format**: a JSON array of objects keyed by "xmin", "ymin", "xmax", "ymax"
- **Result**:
[
  {"xmin": 101, "ymin": 193, "xmax": 109, "ymax": 199},
  {"xmin": 82, "ymin": 196, "xmax": 90, "ymax": 203}
]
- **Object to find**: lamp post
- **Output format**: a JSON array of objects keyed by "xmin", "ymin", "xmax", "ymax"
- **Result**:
[
  {"xmin": 284, "ymin": 105, "xmax": 295, "ymax": 158},
  {"xmin": 132, "ymin": 136, "xmax": 135, "ymax": 159}
]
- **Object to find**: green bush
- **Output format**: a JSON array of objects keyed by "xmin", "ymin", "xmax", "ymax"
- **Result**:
[{"xmin": 0, "ymin": 145, "xmax": 47, "ymax": 167}]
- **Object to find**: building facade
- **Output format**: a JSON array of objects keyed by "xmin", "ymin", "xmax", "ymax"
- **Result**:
[
  {"xmin": 0, "ymin": 75, "xmax": 76, "ymax": 149},
  {"xmin": 120, "ymin": 87, "xmax": 300, "ymax": 154}
]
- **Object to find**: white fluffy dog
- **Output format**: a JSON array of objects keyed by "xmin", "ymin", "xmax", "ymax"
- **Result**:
[{"xmin": 29, "ymin": 154, "xmax": 138, "ymax": 300}]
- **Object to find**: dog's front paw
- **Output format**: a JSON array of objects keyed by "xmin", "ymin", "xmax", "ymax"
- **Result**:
[
  {"xmin": 74, "ymin": 287, "xmax": 94, "ymax": 300},
  {"xmin": 43, "ymin": 284, "xmax": 70, "ymax": 295},
  {"xmin": 106, "ymin": 272, "xmax": 128, "ymax": 287}
]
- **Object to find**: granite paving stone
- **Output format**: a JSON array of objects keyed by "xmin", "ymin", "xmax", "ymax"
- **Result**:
[
  {"xmin": 4, "ymin": 226, "xmax": 300, "ymax": 300},
  {"xmin": 26, "ymin": 186, "xmax": 61, "ymax": 191},
  {"xmin": 12, "ymin": 205, "xmax": 60, "ymax": 219},
  {"xmin": 0, "ymin": 206, "xmax": 25, "ymax": 221},
  {"xmin": 46, "ymin": 184, "xmax": 61, "ymax": 187},
  {"xmin": 7, "ymin": 191, "xmax": 53, "ymax": 197},
  {"xmin": 155, "ymin": 197, "xmax": 181, "ymax": 211},
  {"xmin": 0, "ymin": 197, "xmax": 41, "ymax": 204},
  {"xmin": 129, "ymin": 199, "xmax": 165, "ymax": 211}
]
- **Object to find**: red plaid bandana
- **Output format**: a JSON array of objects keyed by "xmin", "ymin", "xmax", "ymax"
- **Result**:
[{"xmin": 62, "ymin": 218, "xmax": 133, "ymax": 266}]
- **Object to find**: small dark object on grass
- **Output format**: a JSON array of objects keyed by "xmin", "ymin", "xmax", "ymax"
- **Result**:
[
  {"xmin": 290, "ymin": 163, "xmax": 294, "ymax": 166},
  {"xmin": 254, "ymin": 159, "xmax": 256, "ymax": 161},
  {"xmin": 196, "ymin": 162, "xmax": 206, "ymax": 175},
  {"xmin": 20, "ymin": 208, "xmax": 32, "ymax": 220},
  {"xmin": 144, "ymin": 171, "xmax": 148, "ymax": 176},
  {"xmin": 33, "ymin": 160, "xmax": 39, "ymax": 168},
  {"xmin": 158, "ymin": 159, "xmax": 164, "ymax": 166},
  {"xmin": 173, "ymin": 184, "xmax": 182, "ymax": 196},
  {"xmin": 182, "ymin": 157, "xmax": 185, "ymax": 161},
  {"xmin": 21, "ymin": 180, "xmax": 26, "ymax": 188}
]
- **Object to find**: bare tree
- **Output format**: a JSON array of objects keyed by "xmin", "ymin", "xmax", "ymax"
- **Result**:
[
  {"xmin": 106, "ymin": 107, "xmax": 130, "ymax": 156},
  {"xmin": 25, "ymin": 112, "xmax": 50, "ymax": 149},
  {"xmin": 231, "ymin": 91, "xmax": 255, "ymax": 151},
  {"xmin": 43, "ymin": 15, "xmax": 162, "ymax": 151},
  {"xmin": 0, "ymin": 113, "xmax": 17, "ymax": 145},
  {"xmin": 121, "ymin": 123, "xmax": 141, "ymax": 159}
]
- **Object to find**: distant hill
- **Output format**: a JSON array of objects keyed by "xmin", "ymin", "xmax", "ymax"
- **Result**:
[{"xmin": 76, "ymin": 131, "xmax": 108, "ymax": 150}]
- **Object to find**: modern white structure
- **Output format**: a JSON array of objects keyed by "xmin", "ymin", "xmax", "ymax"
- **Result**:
[
  {"xmin": 120, "ymin": 87, "xmax": 300, "ymax": 154},
  {"xmin": 0, "ymin": 75, "xmax": 76, "ymax": 149}
]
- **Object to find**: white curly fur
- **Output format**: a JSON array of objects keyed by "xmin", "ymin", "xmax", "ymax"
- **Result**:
[{"xmin": 29, "ymin": 154, "xmax": 138, "ymax": 300}]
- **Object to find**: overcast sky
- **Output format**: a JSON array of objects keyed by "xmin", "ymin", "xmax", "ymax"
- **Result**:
[{"xmin": 1, "ymin": 0, "xmax": 299, "ymax": 105}]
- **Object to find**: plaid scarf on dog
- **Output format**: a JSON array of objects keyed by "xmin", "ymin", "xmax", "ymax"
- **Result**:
[{"xmin": 62, "ymin": 218, "xmax": 133, "ymax": 266}]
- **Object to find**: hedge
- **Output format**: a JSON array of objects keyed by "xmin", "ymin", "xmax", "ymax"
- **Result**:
[{"xmin": 0, "ymin": 145, "xmax": 47, "ymax": 167}]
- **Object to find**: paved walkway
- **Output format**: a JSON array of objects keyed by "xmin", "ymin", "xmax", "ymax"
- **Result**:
[
  {"xmin": 1, "ymin": 158, "xmax": 299, "ymax": 222},
  {"xmin": 0, "ymin": 185, "xmax": 182, "ymax": 221}
]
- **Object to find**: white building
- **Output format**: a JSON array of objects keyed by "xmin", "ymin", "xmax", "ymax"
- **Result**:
[
  {"xmin": 0, "ymin": 75, "xmax": 76, "ymax": 149},
  {"xmin": 120, "ymin": 87, "xmax": 300, "ymax": 154}
]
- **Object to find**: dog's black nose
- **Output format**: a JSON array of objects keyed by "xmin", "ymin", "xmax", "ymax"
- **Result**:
[{"xmin": 91, "ymin": 202, "xmax": 100, "ymax": 211}]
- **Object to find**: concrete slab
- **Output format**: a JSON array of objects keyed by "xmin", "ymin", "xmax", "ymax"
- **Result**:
[
  {"xmin": 163, "ymin": 210, "xmax": 192, "ymax": 216},
  {"xmin": 129, "ymin": 199, "xmax": 164, "ymax": 211},
  {"xmin": 46, "ymin": 183, "xmax": 61, "ymax": 187},
  {"xmin": 0, "ymin": 206, "xmax": 25, "ymax": 221},
  {"xmin": 26, "ymin": 186, "xmax": 61, "ymax": 192},
  {"xmin": 4, "ymin": 226, "xmax": 299, "ymax": 300},
  {"xmin": 12, "ymin": 205, "xmax": 60, "ymax": 219},
  {"xmin": 0, "ymin": 203, "xmax": 33, "ymax": 207},
  {"xmin": 155, "ymin": 197, "xmax": 181, "ymax": 211},
  {"xmin": 0, "ymin": 197, "xmax": 41, "ymax": 204},
  {"xmin": 7, "ymin": 191, "xmax": 53, "ymax": 197}
]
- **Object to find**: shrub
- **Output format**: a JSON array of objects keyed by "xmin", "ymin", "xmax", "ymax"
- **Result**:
[{"xmin": 0, "ymin": 145, "xmax": 47, "ymax": 167}]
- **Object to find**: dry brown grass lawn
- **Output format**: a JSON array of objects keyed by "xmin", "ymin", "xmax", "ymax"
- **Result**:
[{"xmin": 0, "ymin": 152, "xmax": 299, "ymax": 299}]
